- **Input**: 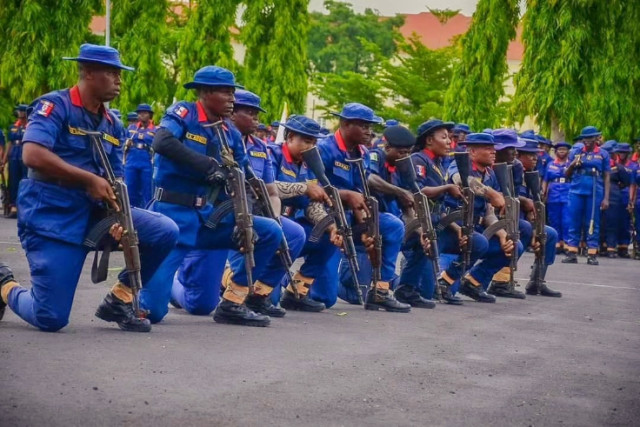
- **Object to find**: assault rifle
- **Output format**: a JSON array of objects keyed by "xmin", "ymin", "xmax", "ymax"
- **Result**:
[
  {"xmin": 301, "ymin": 146, "xmax": 363, "ymax": 304},
  {"xmin": 525, "ymin": 171, "xmax": 546, "ymax": 284}
]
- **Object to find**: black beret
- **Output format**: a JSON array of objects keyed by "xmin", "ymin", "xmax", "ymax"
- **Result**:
[{"xmin": 383, "ymin": 125, "xmax": 416, "ymax": 148}]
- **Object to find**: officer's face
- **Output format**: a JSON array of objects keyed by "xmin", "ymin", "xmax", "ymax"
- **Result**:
[
  {"xmin": 427, "ymin": 128, "xmax": 451, "ymax": 157},
  {"xmin": 618, "ymin": 153, "xmax": 629, "ymax": 163},
  {"xmin": 519, "ymin": 152, "xmax": 538, "ymax": 171},
  {"xmin": 86, "ymin": 66, "xmax": 122, "ymax": 102},
  {"xmin": 343, "ymin": 120, "xmax": 373, "ymax": 147},
  {"xmin": 138, "ymin": 111, "xmax": 151, "ymax": 123},
  {"xmin": 583, "ymin": 136, "xmax": 597, "ymax": 150},
  {"xmin": 384, "ymin": 146, "xmax": 411, "ymax": 165},
  {"xmin": 201, "ymin": 87, "xmax": 235, "ymax": 118},
  {"xmin": 232, "ymin": 107, "xmax": 259, "ymax": 135},
  {"xmin": 286, "ymin": 132, "xmax": 316, "ymax": 163},
  {"xmin": 540, "ymin": 144, "xmax": 551, "ymax": 153},
  {"xmin": 555, "ymin": 147, "xmax": 569, "ymax": 159},
  {"xmin": 496, "ymin": 147, "xmax": 516, "ymax": 164},
  {"xmin": 469, "ymin": 145, "xmax": 496, "ymax": 167},
  {"xmin": 458, "ymin": 132, "xmax": 467, "ymax": 143}
]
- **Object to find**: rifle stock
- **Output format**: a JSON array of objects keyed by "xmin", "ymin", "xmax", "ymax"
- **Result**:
[{"xmin": 525, "ymin": 171, "xmax": 546, "ymax": 281}]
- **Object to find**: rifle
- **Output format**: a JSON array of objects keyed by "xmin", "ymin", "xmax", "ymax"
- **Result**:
[
  {"xmin": 81, "ymin": 130, "xmax": 145, "ymax": 319},
  {"xmin": 395, "ymin": 156, "xmax": 441, "ymax": 299},
  {"xmin": 245, "ymin": 168, "xmax": 297, "ymax": 296},
  {"xmin": 202, "ymin": 121, "xmax": 255, "ymax": 291},
  {"xmin": 525, "ymin": 171, "xmax": 545, "ymax": 284},
  {"xmin": 482, "ymin": 163, "xmax": 520, "ymax": 286},
  {"xmin": 346, "ymin": 156, "xmax": 382, "ymax": 297},
  {"xmin": 437, "ymin": 152, "xmax": 475, "ymax": 273},
  {"xmin": 301, "ymin": 146, "xmax": 363, "ymax": 304}
]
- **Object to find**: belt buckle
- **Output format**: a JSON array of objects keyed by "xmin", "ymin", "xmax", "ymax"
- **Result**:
[
  {"xmin": 155, "ymin": 187, "xmax": 164, "ymax": 201},
  {"xmin": 195, "ymin": 197, "xmax": 204, "ymax": 208}
]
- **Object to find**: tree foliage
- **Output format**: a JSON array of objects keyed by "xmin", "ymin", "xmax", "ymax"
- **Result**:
[
  {"xmin": 242, "ymin": 0, "xmax": 310, "ymax": 122},
  {"xmin": 0, "ymin": 0, "xmax": 101, "ymax": 120},
  {"xmin": 111, "ymin": 0, "xmax": 168, "ymax": 116},
  {"xmin": 174, "ymin": 0, "xmax": 241, "ymax": 101},
  {"xmin": 308, "ymin": 1, "xmax": 404, "ymax": 75},
  {"xmin": 443, "ymin": 0, "xmax": 520, "ymax": 130}
]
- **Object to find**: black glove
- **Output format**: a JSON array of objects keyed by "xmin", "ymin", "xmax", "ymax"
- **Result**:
[
  {"xmin": 232, "ymin": 226, "xmax": 258, "ymax": 250},
  {"xmin": 205, "ymin": 158, "xmax": 226, "ymax": 185}
]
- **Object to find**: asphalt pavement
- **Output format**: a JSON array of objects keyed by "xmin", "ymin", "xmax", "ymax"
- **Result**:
[{"xmin": 0, "ymin": 216, "xmax": 638, "ymax": 427}]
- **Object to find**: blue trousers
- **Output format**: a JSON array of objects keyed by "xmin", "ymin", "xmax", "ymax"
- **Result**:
[
  {"xmin": 635, "ymin": 204, "xmax": 640, "ymax": 244},
  {"xmin": 8, "ymin": 156, "xmax": 27, "ymax": 205},
  {"xmin": 335, "ymin": 213, "xmax": 404, "ymax": 304},
  {"xmin": 124, "ymin": 161, "xmax": 153, "ymax": 209},
  {"xmin": 468, "ymin": 236, "xmax": 525, "ymax": 290},
  {"xmin": 547, "ymin": 202, "xmax": 570, "ymax": 245},
  {"xmin": 171, "ymin": 217, "xmax": 306, "ymax": 315},
  {"xmin": 604, "ymin": 203, "xmax": 631, "ymax": 249},
  {"xmin": 140, "ymin": 216, "xmax": 283, "ymax": 323},
  {"xmin": 566, "ymin": 191, "xmax": 603, "ymax": 252},
  {"xmin": 9, "ymin": 209, "xmax": 179, "ymax": 332}
]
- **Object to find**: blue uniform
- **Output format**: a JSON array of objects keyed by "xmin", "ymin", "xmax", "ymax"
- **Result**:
[
  {"xmin": 318, "ymin": 132, "xmax": 405, "ymax": 306},
  {"xmin": 170, "ymin": 134, "xmax": 305, "ymax": 315},
  {"xmin": 566, "ymin": 146, "xmax": 611, "ymax": 254},
  {"xmin": 604, "ymin": 159, "xmax": 632, "ymax": 251},
  {"xmin": 446, "ymin": 160, "xmax": 524, "ymax": 290},
  {"xmin": 142, "ymin": 100, "xmax": 283, "ymax": 322},
  {"xmin": 7, "ymin": 119, "xmax": 28, "ymax": 206},
  {"xmin": 544, "ymin": 158, "xmax": 571, "ymax": 245},
  {"xmin": 407, "ymin": 149, "xmax": 488, "ymax": 298},
  {"xmin": 537, "ymin": 151, "xmax": 552, "ymax": 176},
  {"xmin": 9, "ymin": 86, "xmax": 179, "ymax": 331},
  {"xmin": 632, "ymin": 162, "xmax": 640, "ymax": 248},
  {"xmin": 124, "ymin": 121, "xmax": 155, "ymax": 208}
]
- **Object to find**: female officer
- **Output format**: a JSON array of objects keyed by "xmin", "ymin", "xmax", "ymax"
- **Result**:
[
  {"xmin": 563, "ymin": 126, "xmax": 611, "ymax": 265},
  {"xmin": 604, "ymin": 143, "xmax": 633, "ymax": 257},
  {"xmin": 543, "ymin": 141, "xmax": 572, "ymax": 253},
  {"xmin": 269, "ymin": 115, "xmax": 343, "ymax": 311},
  {"xmin": 124, "ymin": 103, "xmax": 155, "ymax": 208}
]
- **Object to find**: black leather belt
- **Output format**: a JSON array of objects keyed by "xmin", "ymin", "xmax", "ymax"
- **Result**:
[
  {"xmin": 154, "ymin": 187, "xmax": 206, "ymax": 208},
  {"xmin": 134, "ymin": 143, "xmax": 151, "ymax": 151},
  {"xmin": 28, "ymin": 169, "xmax": 83, "ymax": 188},
  {"xmin": 575, "ymin": 169, "xmax": 600, "ymax": 177}
]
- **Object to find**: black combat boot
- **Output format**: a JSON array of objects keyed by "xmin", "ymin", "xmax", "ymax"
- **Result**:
[
  {"xmin": 618, "ymin": 247, "xmax": 630, "ymax": 259},
  {"xmin": 364, "ymin": 287, "xmax": 411, "ymax": 312},
  {"xmin": 561, "ymin": 252, "xmax": 578, "ymax": 263},
  {"xmin": 95, "ymin": 293, "xmax": 152, "ymax": 332},
  {"xmin": 394, "ymin": 284, "xmax": 436, "ymax": 309},
  {"xmin": 459, "ymin": 278, "xmax": 496, "ymax": 303},
  {"xmin": 587, "ymin": 255, "xmax": 599, "ymax": 265},
  {"xmin": 213, "ymin": 299, "xmax": 270, "ymax": 327},
  {"xmin": 606, "ymin": 250, "xmax": 618, "ymax": 258},
  {"xmin": 436, "ymin": 276, "xmax": 463, "ymax": 305},
  {"xmin": 0, "ymin": 262, "xmax": 16, "ymax": 321},
  {"xmin": 526, "ymin": 263, "xmax": 562, "ymax": 297},
  {"xmin": 635, "ymin": 245, "xmax": 640, "ymax": 260},
  {"xmin": 280, "ymin": 290, "xmax": 326, "ymax": 312},
  {"xmin": 488, "ymin": 280, "xmax": 525, "ymax": 299},
  {"xmin": 245, "ymin": 294, "xmax": 286, "ymax": 318}
]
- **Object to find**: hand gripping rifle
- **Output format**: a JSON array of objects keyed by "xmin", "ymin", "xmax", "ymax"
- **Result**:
[
  {"xmin": 346, "ymin": 156, "xmax": 382, "ymax": 298},
  {"xmin": 436, "ymin": 152, "xmax": 475, "ymax": 273},
  {"xmin": 395, "ymin": 156, "xmax": 441, "ymax": 299},
  {"xmin": 202, "ymin": 121, "xmax": 255, "ymax": 291},
  {"xmin": 524, "ymin": 171, "xmax": 546, "ymax": 285},
  {"xmin": 245, "ymin": 166, "xmax": 297, "ymax": 296},
  {"xmin": 301, "ymin": 146, "xmax": 363, "ymax": 304},
  {"xmin": 482, "ymin": 163, "xmax": 520, "ymax": 286},
  {"xmin": 81, "ymin": 130, "xmax": 145, "ymax": 319}
]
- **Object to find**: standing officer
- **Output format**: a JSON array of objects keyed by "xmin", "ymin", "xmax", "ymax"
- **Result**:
[
  {"xmin": 445, "ymin": 133, "xmax": 523, "ymax": 303},
  {"xmin": 562, "ymin": 126, "xmax": 611, "ymax": 265},
  {"xmin": 4, "ymin": 104, "xmax": 28, "ymax": 217},
  {"xmin": 170, "ymin": 89, "xmax": 306, "ymax": 318},
  {"xmin": 537, "ymin": 135, "xmax": 553, "ymax": 176},
  {"xmin": 443, "ymin": 123, "xmax": 470, "ymax": 169},
  {"xmin": 604, "ymin": 143, "xmax": 633, "ymax": 258},
  {"xmin": 543, "ymin": 141, "xmax": 572, "ymax": 253},
  {"xmin": 142, "ymin": 66, "xmax": 284, "ymax": 327},
  {"xmin": 0, "ymin": 44, "xmax": 179, "ymax": 332},
  {"xmin": 124, "ymin": 103, "xmax": 155, "ymax": 208},
  {"xmin": 315, "ymin": 103, "xmax": 409, "ymax": 312},
  {"xmin": 630, "ymin": 155, "xmax": 640, "ymax": 259}
]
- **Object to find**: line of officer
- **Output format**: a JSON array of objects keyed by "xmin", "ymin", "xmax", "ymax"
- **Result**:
[
  {"xmin": 542, "ymin": 141, "xmax": 572, "ymax": 253},
  {"xmin": 0, "ymin": 44, "xmax": 179, "ymax": 332},
  {"xmin": 604, "ymin": 143, "xmax": 633, "ymax": 258},
  {"xmin": 141, "ymin": 66, "xmax": 284, "ymax": 327},
  {"xmin": 3, "ymin": 104, "xmax": 28, "ymax": 218},
  {"xmin": 124, "ymin": 103, "xmax": 155, "ymax": 208},
  {"xmin": 631, "ymin": 152, "xmax": 640, "ymax": 259},
  {"xmin": 562, "ymin": 126, "xmax": 611, "ymax": 265}
]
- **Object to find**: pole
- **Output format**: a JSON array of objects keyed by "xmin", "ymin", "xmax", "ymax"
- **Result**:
[{"xmin": 105, "ymin": 0, "xmax": 111, "ymax": 47}]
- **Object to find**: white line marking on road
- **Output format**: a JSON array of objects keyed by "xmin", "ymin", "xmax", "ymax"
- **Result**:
[{"xmin": 517, "ymin": 277, "xmax": 638, "ymax": 291}]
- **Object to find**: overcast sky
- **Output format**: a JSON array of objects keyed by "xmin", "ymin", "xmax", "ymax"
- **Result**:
[{"xmin": 308, "ymin": 0, "xmax": 479, "ymax": 16}]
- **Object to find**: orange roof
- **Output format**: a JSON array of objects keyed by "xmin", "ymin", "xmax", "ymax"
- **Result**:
[{"xmin": 399, "ymin": 12, "xmax": 523, "ymax": 61}]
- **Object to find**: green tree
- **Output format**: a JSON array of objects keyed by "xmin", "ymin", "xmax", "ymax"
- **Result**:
[
  {"xmin": 308, "ymin": 1, "xmax": 404, "ymax": 75},
  {"xmin": 0, "ymin": 0, "xmax": 101, "ymax": 120},
  {"xmin": 379, "ymin": 36, "xmax": 457, "ymax": 130},
  {"xmin": 111, "ymin": 0, "xmax": 168, "ymax": 116},
  {"xmin": 242, "ymin": 0, "xmax": 310, "ymax": 122},
  {"xmin": 443, "ymin": 0, "xmax": 520, "ymax": 130},
  {"xmin": 173, "ymin": 0, "xmax": 241, "ymax": 101},
  {"xmin": 312, "ymin": 71, "xmax": 387, "ymax": 119},
  {"xmin": 161, "ymin": 5, "xmax": 188, "ymax": 108}
]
